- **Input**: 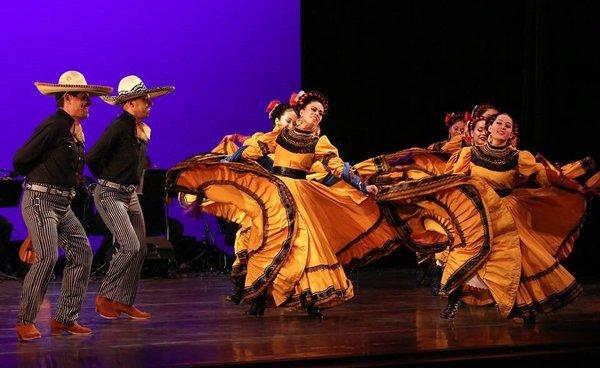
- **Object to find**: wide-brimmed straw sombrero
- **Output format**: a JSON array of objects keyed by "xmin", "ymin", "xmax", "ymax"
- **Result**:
[
  {"xmin": 101, "ymin": 75, "xmax": 174, "ymax": 105},
  {"xmin": 34, "ymin": 71, "xmax": 113, "ymax": 96}
]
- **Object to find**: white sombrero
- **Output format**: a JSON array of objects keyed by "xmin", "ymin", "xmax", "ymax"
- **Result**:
[
  {"xmin": 101, "ymin": 75, "xmax": 175, "ymax": 105},
  {"xmin": 34, "ymin": 71, "xmax": 113, "ymax": 96}
]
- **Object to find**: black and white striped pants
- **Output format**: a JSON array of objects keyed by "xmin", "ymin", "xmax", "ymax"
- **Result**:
[
  {"xmin": 94, "ymin": 185, "xmax": 147, "ymax": 305},
  {"xmin": 18, "ymin": 190, "xmax": 92, "ymax": 325}
]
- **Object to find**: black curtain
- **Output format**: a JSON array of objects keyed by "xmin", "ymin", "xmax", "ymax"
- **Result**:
[{"xmin": 301, "ymin": 0, "xmax": 600, "ymax": 276}]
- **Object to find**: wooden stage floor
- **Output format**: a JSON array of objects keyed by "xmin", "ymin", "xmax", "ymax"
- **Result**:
[{"xmin": 1, "ymin": 268, "xmax": 599, "ymax": 367}]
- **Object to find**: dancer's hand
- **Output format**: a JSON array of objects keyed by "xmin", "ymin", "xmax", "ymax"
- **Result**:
[{"xmin": 366, "ymin": 185, "xmax": 379, "ymax": 195}]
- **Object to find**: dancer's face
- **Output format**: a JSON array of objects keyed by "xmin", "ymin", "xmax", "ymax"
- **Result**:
[
  {"xmin": 275, "ymin": 108, "xmax": 298, "ymax": 128},
  {"xmin": 488, "ymin": 114, "xmax": 514, "ymax": 144},
  {"xmin": 448, "ymin": 120, "xmax": 465, "ymax": 138},
  {"xmin": 480, "ymin": 107, "xmax": 498, "ymax": 118},
  {"xmin": 125, "ymin": 95, "xmax": 153, "ymax": 120},
  {"xmin": 298, "ymin": 101, "xmax": 324, "ymax": 131},
  {"xmin": 471, "ymin": 120, "xmax": 488, "ymax": 146},
  {"xmin": 64, "ymin": 92, "xmax": 91, "ymax": 120}
]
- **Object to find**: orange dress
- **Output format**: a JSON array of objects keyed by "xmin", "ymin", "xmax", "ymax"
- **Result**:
[
  {"xmin": 353, "ymin": 148, "xmax": 450, "ymax": 184},
  {"xmin": 167, "ymin": 125, "xmax": 401, "ymax": 310},
  {"xmin": 352, "ymin": 136, "xmax": 464, "ymax": 265},
  {"xmin": 377, "ymin": 142, "xmax": 587, "ymax": 319},
  {"xmin": 442, "ymin": 145, "xmax": 586, "ymax": 317},
  {"xmin": 351, "ymin": 135, "xmax": 470, "ymax": 187},
  {"xmin": 208, "ymin": 129, "xmax": 386, "ymax": 277},
  {"xmin": 357, "ymin": 136, "xmax": 591, "ymax": 268},
  {"xmin": 208, "ymin": 130, "xmax": 274, "ymax": 277}
]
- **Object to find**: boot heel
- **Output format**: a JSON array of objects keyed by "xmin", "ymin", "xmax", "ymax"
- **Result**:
[
  {"xmin": 440, "ymin": 287, "xmax": 463, "ymax": 319},
  {"xmin": 246, "ymin": 291, "xmax": 267, "ymax": 316},
  {"xmin": 16, "ymin": 324, "xmax": 42, "ymax": 341}
]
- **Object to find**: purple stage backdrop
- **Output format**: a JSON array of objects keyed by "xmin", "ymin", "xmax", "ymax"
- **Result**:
[{"xmin": 0, "ymin": 1, "xmax": 300, "ymax": 252}]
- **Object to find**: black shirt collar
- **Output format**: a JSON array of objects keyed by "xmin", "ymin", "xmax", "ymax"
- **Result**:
[
  {"xmin": 56, "ymin": 108, "xmax": 75, "ymax": 123},
  {"xmin": 120, "ymin": 110, "xmax": 136, "ymax": 124}
]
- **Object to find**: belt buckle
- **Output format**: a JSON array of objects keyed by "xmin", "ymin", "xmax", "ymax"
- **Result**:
[
  {"xmin": 125, "ymin": 185, "xmax": 136, "ymax": 194},
  {"xmin": 49, "ymin": 188, "xmax": 68, "ymax": 198}
]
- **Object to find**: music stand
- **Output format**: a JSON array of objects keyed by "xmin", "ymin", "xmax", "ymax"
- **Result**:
[
  {"xmin": 0, "ymin": 179, "xmax": 23, "ymax": 208},
  {"xmin": 138, "ymin": 169, "xmax": 170, "ymax": 237},
  {"xmin": 0, "ymin": 179, "xmax": 23, "ymax": 280}
]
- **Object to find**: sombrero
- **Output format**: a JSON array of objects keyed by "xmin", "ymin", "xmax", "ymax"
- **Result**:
[
  {"xmin": 34, "ymin": 70, "xmax": 113, "ymax": 96},
  {"xmin": 101, "ymin": 75, "xmax": 174, "ymax": 105}
]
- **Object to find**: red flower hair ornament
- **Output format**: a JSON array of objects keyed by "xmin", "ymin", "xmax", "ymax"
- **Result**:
[
  {"xmin": 289, "ymin": 91, "xmax": 306, "ymax": 107},
  {"xmin": 444, "ymin": 111, "xmax": 469, "ymax": 127},
  {"xmin": 444, "ymin": 112, "xmax": 452, "ymax": 126},
  {"xmin": 266, "ymin": 100, "xmax": 281, "ymax": 119},
  {"xmin": 464, "ymin": 111, "xmax": 471, "ymax": 123}
]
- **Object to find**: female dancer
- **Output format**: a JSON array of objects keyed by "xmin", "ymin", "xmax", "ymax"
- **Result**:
[
  {"xmin": 378, "ymin": 112, "xmax": 595, "ymax": 323},
  {"xmin": 428, "ymin": 111, "xmax": 469, "ymax": 151},
  {"xmin": 167, "ymin": 91, "xmax": 401, "ymax": 318}
]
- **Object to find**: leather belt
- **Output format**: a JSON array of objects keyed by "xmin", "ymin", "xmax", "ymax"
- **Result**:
[
  {"xmin": 272, "ymin": 166, "xmax": 307, "ymax": 179},
  {"xmin": 23, "ymin": 182, "xmax": 76, "ymax": 199},
  {"xmin": 98, "ymin": 179, "xmax": 137, "ymax": 194}
]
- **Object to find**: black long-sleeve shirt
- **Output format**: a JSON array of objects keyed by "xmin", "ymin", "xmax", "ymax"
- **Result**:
[
  {"xmin": 13, "ymin": 109, "xmax": 84, "ymax": 188},
  {"xmin": 86, "ymin": 111, "xmax": 148, "ymax": 186}
]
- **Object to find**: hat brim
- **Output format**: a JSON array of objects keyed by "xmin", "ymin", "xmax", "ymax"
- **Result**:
[
  {"xmin": 34, "ymin": 82, "xmax": 113, "ymax": 96},
  {"xmin": 100, "ymin": 86, "xmax": 175, "ymax": 105}
]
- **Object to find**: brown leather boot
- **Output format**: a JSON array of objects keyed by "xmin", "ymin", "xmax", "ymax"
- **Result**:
[
  {"xmin": 95, "ymin": 295, "xmax": 120, "ymax": 319},
  {"xmin": 114, "ymin": 301, "xmax": 151, "ymax": 319},
  {"xmin": 16, "ymin": 323, "xmax": 42, "ymax": 341},
  {"xmin": 50, "ymin": 320, "xmax": 92, "ymax": 335}
]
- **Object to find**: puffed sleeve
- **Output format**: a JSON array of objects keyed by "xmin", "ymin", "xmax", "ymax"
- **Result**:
[
  {"xmin": 351, "ymin": 157, "xmax": 383, "ymax": 179},
  {"xmin": 314, "ymin": 135, "xmax": 344, "ymax": 175},
  {"xmin": 315, "ymin": 135, "xmax": 370, "ymax": 193},
  {"xmin": 444, "ymin": 147, "xmax": 472, "ymax": 174},
  {"xmin": 240, "ymin": 125, "xmax": 282, "ymax": 160},
  {"xmin": 440, "ymin": 134, "xmax": 464, "ymax": 153},
  {"xmin": 518, "ymin": 150, "xmax": 549, "ymax": 187},
  {"xmin": 211, "ymin": 139, "xmax": 239, "ymax": 155}
]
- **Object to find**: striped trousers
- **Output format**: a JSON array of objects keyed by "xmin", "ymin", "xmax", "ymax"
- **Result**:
[
  {"xmin": 18, "ymin": 190, "xmax": 92, "ymax": 325},
  {"xmin": 94, "ymin": 185, "xmax": 147, "ymax": 305}
]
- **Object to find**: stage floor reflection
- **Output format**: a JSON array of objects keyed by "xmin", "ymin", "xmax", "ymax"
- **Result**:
[{"xmin": 1, "ymin": 268, "xmax": 599, "ymax": 367}]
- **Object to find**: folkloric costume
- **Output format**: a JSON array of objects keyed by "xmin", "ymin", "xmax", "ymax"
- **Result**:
[
  {"xmin": 376, "ymin": 113, "xmax": 597, "ymax": 321},
  {"xmin": 167, "ymin": 91, "xmax": 402, "ymax": 317},
  {"xmin": 13, "ymin": 71, "xmax": 112, "ymax": 340},
  {"xmin": 86, "ymin": 75, "xmax": 174, "ymax": 320}
]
